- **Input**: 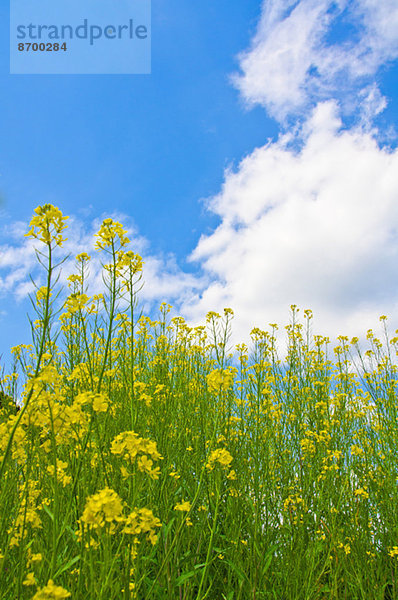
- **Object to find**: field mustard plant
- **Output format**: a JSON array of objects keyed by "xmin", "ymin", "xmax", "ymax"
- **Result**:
[{"xmin": 1, "ymin": 205, "xmax": 398, "ymax": 598}]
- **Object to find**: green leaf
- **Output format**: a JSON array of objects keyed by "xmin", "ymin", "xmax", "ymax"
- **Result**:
[
  {"xmin": 175, "ymin": 569, "xmax": 200, "ymax": 586},
  {"xmin": 53, "ymin": 555, "xmax": 80, "ymax": 578},
  {"xmin": 42, "ymin": 504, "xmax": 54, "ymax": 521}
]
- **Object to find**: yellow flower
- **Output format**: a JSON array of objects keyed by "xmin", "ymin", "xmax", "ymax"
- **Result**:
[
  {"xmin": 23, "ymin": 572, "xmax": 36, "ymax": 586},
  {"xmin": 207, "ymin": 369, "xmax": 235, "ymax": 393},
  {"xmin": 32, "ymin": 579, "xmax": 71, "ymax": 599},
  {"xmin": 47, "ymin": 461, "xmax": 71, "ymax": 487},
  {"xmin": 389, "ymin": 546, "xmax": 398, "ymax": 558},
  {"xmin": 64, "ymin": 293, "xmax": 89, "ymax": 315},
  {"xmin": 110, "ymin": 431, "xmax": 163, "ymax": 464},
  {"xmin": 36, "ymin": 286, "xmax": 51, "ymax": 306},
  {"xmin": 354, "ymin": 487, "xmax": 369, "ymax": 499},
  {"xmin": 76, "ymin": 252, "xmax": 91, "ymax": 262},
  {"xmin": 338, "ymin": 542, "xmax": 351, "ymax": 554},
  {"xmin": 351, "ymin": 444, "xmax": 364, "ymax": 457},
  {"xmin": 92, "ymin": 393, "xmax": 109, "ymax": 413},
  {"xmin": 120, "ymin": 466, "xmax": 130, "ymax": 479},
  {"xmin": 174, "ymin": 500, "xmax": 191, "ymax": 512},
  {"xmin": 94, "ymin": 218, "xmax": 130, "ymax": 250},
  {"xmin": 80, "ymin": 487, "xmax": 124, "ymax": 531},
  {"xmin": 25, "ymin": 204, "xmax": 68, "ymax": 247},
  {"xmin": 137, "ymin": 455, "xmax": 161, "ymax": 480},
  {"xmin": 122, "ymin": 508, "xmax": 162, "ymax": 544},
  {"xmin": 117, "ymin": 250, "xmax": 143, "ymax": 274},
  {"xmin": 27, "ymin": 552, "xmax": 42, "ymax": 566},
  {"xmin": 206, "ymin": 448, "xmax": 233, "ymax": 471}
]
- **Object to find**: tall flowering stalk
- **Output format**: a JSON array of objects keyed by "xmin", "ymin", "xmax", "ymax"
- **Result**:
[
  {"xmin": 0, "ymin": 205, "xmax": 68, "ymax": 483},
  {"xmin": 94, "ymin": 218, "xmax": 130, "ymax": 393}
]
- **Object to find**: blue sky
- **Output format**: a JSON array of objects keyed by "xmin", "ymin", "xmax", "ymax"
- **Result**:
[{"xmin": 1, "ymin": 0, "xmax": 398, "ymax": 366}]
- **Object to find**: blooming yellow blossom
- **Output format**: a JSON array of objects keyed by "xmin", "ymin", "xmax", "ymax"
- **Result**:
[
  {"xmin": 80, "ymin": 487, "xmax": 124, "ymax": 531},
  {"xmin": 32, "ymin": 579, "xmax": 71, "ymax": 599},
  {"xmin": 351, "ymin": 444, "xmax": 364, "ymax": 457},
  {"xmin": 122, "ymin": 508, "xmax": 162, "ymax": 544},
  {"xmin": 207, "ymin": 369, "xmax": 235, "ymax": 393},
  {"xmin": 354, "ymin": 487, "xmax": 369, "ymax": 499},
  {"xmin": 110, "ymin": 431, "xmax": 163, "ymax": 479},
  {"xmin": 92, "ymin": 393, "xmax": 109, "ymax": 413},
  {"xmin": 206, "ymin": 448, "xmax": 233, "ymax": 471},
  {"xmin": 25, "ymin": 204, "xmax": 68, "ymax": 247},
  {"xmin": 95, "ymin": 218, "xmax": 130, "ymax": 250},
  {"xmin": 22, "ymin": 572, "xmax": 36, "ymax": 586},
  {"xmin": 76, "ymin": 252, "xmax": 90, "ymax": 262},
  {"xmin": 174, "ymin": 500, "xmax": 191, "ymax": 512}
]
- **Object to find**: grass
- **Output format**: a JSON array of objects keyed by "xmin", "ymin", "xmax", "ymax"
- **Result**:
[{"xmin": 0, "ymin": 204, "xmax": 398, "ymax": 599}]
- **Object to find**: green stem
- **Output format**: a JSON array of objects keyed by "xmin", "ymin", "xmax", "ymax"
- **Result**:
[
  {"xmin": 0, "ymin": 242, "xmax": 53, "ymax": 483},
  {"xmin": 196, "ymin": 480, "xmax": 221, "ymax": 599}
]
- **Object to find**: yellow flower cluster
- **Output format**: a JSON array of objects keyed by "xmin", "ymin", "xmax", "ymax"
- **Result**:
[
  {"xmin": 110, "ymin": 430, "xmax": 163, "ymax": 479},
  {"xmin": 31, "ymin": 579, "xmax": 70, "ymax": 599},
  {"xmin": 78, "ymin": 487, "xmax": 161, "ymax": 545},
  {"xmin": 117, "ymin": 250, "xmax": 143, "ymax": 274},
  {"xmin": 94, "ymin": 218, "xmax": 130, "ymax": 250},
  {"xmin": 80, "ymin": 487, "xmax": 124, "ymax": 531},
  {"xmin": 206, "ymin": 369, "xmax": 235, "ymax": 393},
  {"xmin": 283, "ymin": 494, "xmax": 307, "ymax": 525},
  {"xmin": 23, "ymin": 572, "xmax": 36, "ymax": 586},
  {"xmin": 389, "ymin": 546, "xmax": 398, "ymax": 558},
  {"xmin": 206, "ymin": 447, "xmax": 233, "ymax": 471},
  {"xmin": 351, "ymin": 444, "xmax": 365, "ymax": 457},
  {"xmin": 36, "ymin": 286, "xmax": 52, "ymax": 306},
  {"xmin": 76, "ymin": 252, "xmax": 90, "ymax": 263},
  {"xmin": 354, "ymin": 487, "xmax": 369, "ymax": 499},
  {"xmin": 46, "ymin": 460, "xmax": 72, "ymax": 487},
  {"xmin": 18, "ymin": 371, "xmax": 112, "ymax": 454},
  {"xmin": 174, "ymin": 500, "xmax": 191, "ymax": 512},
  {"xmin": 63, "ymin": 293, "xmax": 89, "ymax": 315},
  {"xmin": 25, "ymin": 204, "xmax": 68, "ymax": 247},
  {"xmin": 8, "ymin": 480, "xmax": 43, "ymax": 548},
  {"xmin": 73, "ymin": 391, "xmax": 109, "ymax": 413},
  {"xmin": 122, "ymin": 507, "xmax": 162, "ymax": 544},
  {"xmin": 337, "ymin": 541, "xmax": 351, "ymax": 555}
]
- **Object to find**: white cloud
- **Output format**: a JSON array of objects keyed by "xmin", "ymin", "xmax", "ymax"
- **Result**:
[
  {"xmin": 2, "ymin": 110, "xmax": 398, "ymax": 347},
  {"xmin": 175, "ymin": 1, "xmax": 398, "ymax": 346},
  {"xmin": 0, "ymin": 211, "xmax": 202, "ymax": 312},
  {"xmin": 233, "ymin": 0, "xmax": 398, "ymax": 122},
  {"xmin": 0, "ymin": 238, "xmax": 38, "ymax": 299},
  {"xmin": 183, "ymin": 101, "xmax": 398, "ymax": 343}
]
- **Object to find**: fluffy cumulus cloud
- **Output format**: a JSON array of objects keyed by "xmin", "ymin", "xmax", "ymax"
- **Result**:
[
  {"xmin": 184, "ymin": 101, "xmax": 398, "ymax": 342},
  {"xmin": 176, "ymin": 0, "xmax": 398, "ymax": 345},
  {"xmin": 233, "ymin": 0, "xmax": 398, "ymax": 123}
]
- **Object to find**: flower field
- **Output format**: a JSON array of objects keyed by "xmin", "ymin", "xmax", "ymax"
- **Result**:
[{"xmin": 1, "ymin": 205, "xmax": 398, "ymax": 599}]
